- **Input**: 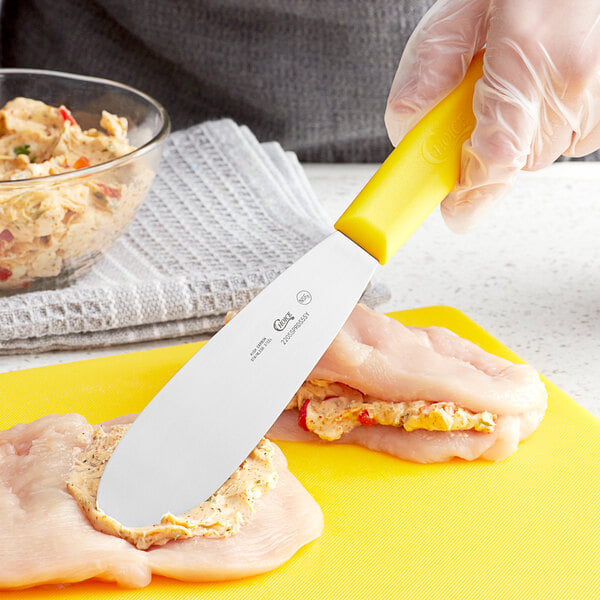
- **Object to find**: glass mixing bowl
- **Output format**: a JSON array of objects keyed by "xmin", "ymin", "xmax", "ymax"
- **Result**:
[{"xmin": 0, "ymin": 69, "xmax": 170, "ymax": 292}]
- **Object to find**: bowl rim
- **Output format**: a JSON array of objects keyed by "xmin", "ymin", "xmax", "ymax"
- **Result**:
[{"xmin": 0, "ymin": 68, "xmax": 171, "ymax": 187}]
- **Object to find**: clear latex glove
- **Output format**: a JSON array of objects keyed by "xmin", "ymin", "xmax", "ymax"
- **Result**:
[{"xmin": 385, "ymin": 0, "xmax": 600, "ymax": 232}]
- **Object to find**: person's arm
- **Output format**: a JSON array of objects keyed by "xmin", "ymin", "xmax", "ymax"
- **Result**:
[{"xmin": 385, "ymin": 0, "xmax": 600, "ymax": 232}]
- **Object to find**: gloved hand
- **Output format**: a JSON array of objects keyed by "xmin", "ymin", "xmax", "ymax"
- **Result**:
[{"xmin": 385, "ymin": 0, "xmax": 600, "ymax": 232}]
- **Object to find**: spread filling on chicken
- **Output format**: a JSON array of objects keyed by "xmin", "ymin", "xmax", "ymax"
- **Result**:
[
  {"xmin": 66, "ymin": 424, "xmax": 278, "ymax": 550},
  {"xmin": 0, "ymin": 97, "xmax": 151, "ymax": 289},
  {"xmin": 288, "ymin": 380, "xmax": 496, "ymax": 441}
]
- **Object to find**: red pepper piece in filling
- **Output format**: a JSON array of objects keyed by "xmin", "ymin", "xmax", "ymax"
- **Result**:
[
  {"xmin": 59, "ymin": 106, "xmax": 77, "ymax": 126},
  {"xmin": 97, "ymin": 183, "xmax": 122, "ymax": 199},
  {"xmin": 0, "ymin": 229, "xmax": 14, "ymax": 242},
  {"xmin": 298, "ymin": 399, "xmax": 310, "ymax": 431},
  {"xmin": 73, "ymin": 156, "xmax": 90, "ymax": 170},
  {"xmin": 0, "ymin": 266, "xmax": 12, "ymax": 281},
  {"xmin": 358, "ymin": 409, "xmax": 376, "ymax": 427}
]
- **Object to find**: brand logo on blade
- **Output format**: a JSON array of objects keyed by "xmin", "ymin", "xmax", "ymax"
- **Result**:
[
  {"xmin": 273, "ymin": 311, "xmax": 295, "ymax": 332},
  {"xmin": 296, "ymin": 290, "xmax": 312, "ymax": 305}
]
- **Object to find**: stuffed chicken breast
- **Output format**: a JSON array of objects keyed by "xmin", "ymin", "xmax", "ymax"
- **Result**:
[{"xmin": 267, "ymin": 304, "xmax": 547, "ymax": 462}]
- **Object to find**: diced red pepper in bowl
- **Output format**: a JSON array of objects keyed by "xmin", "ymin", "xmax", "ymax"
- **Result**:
[
  {"xmin": 59, "ymin": 106, "xmax": 77, "ymax": 126},
  {"xmin": 73, "ymin": 156, "xmax": 90, "ymax": 170},
  {"xmin": 0, "ymin": 229, "xmax": 14, "ymax": 243},
  {"xmin": 97, "ymin": 183, "xmax": 121, "ymax": 199}
]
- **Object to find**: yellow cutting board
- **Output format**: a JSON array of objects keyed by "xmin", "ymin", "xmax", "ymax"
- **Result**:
[{"xmin": 2, "ymin": 306, "xmax": 599, "ymax": 600}]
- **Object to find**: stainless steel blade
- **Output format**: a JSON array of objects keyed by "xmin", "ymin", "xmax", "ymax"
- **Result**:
[{"xmin": 97, "ymin": 231, "xmax": 378, "ymax": 527}]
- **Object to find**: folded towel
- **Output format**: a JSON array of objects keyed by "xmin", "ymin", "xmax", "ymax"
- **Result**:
[{"xmin": 0, "ymin": 120, "xmax": 389, "ymax": 353}]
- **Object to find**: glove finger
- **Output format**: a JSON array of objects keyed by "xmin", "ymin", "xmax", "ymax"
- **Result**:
[
  {"xmin": 441, "ymin": 160, "xmax": 511, "ymax": 233},
  {"xmin": 442, "ymin": 47, "xmax": 537, "ymax": 232},
  {"xmin": 385, "ymin": 0, "xmax": 488, "ymax": 146},
  {"xmin": 524, "ymin": 112, "xmax": 573, "ymax": 171},
  {"xmin": 564, "ymin": 75, "xmax": 600, "ymax": 157},
  {"xmin": 565, "ymin": 122, "xmax": 600, "ymax": 157},
  {"xmin": 528, "ymin": 55, "xmax": 600, "ymax": 167}
]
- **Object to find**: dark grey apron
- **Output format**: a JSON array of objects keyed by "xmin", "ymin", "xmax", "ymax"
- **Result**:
[{"xmin": 1, "ymin": 1, "xmax": 596, "ymax": 162}]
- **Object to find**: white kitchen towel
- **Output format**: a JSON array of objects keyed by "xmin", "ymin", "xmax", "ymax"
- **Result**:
[{"xmin": 0, "ymin": 119, "xmax": 390, "ymax": 353}]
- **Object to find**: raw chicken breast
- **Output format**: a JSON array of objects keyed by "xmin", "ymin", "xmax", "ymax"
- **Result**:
[
  {"xmin": 0, "ymin": 414, "xmax": 323, "ymax": 590},
  {"xmin": 269, "ymin": 304, "xmax": 547, "ymax": 462}
]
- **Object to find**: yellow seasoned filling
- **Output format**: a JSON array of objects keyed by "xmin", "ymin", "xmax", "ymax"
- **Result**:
[
  {"xmin": 287, "ymin": 380, "xmax": 496, "ymax": 442},
  {"xmin": 66, "ymin": 424, "xmax": 278, "ymax": 549}
]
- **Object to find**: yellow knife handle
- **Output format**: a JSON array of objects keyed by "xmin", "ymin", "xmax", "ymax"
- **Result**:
[{"xmin": 335, "ymin": 51, "xmax": 484, "ymax": 264}]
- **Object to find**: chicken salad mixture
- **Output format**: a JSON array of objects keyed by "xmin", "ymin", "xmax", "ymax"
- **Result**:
[{"xmin": 0, "ymin": 97, "xmax": 151, "ymax": 289}]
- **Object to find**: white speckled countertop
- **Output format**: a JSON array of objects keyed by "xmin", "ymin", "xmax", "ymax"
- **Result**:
[{"xmin": 1, "ymin": 162, "xmax": 598, "ymax": 417}]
